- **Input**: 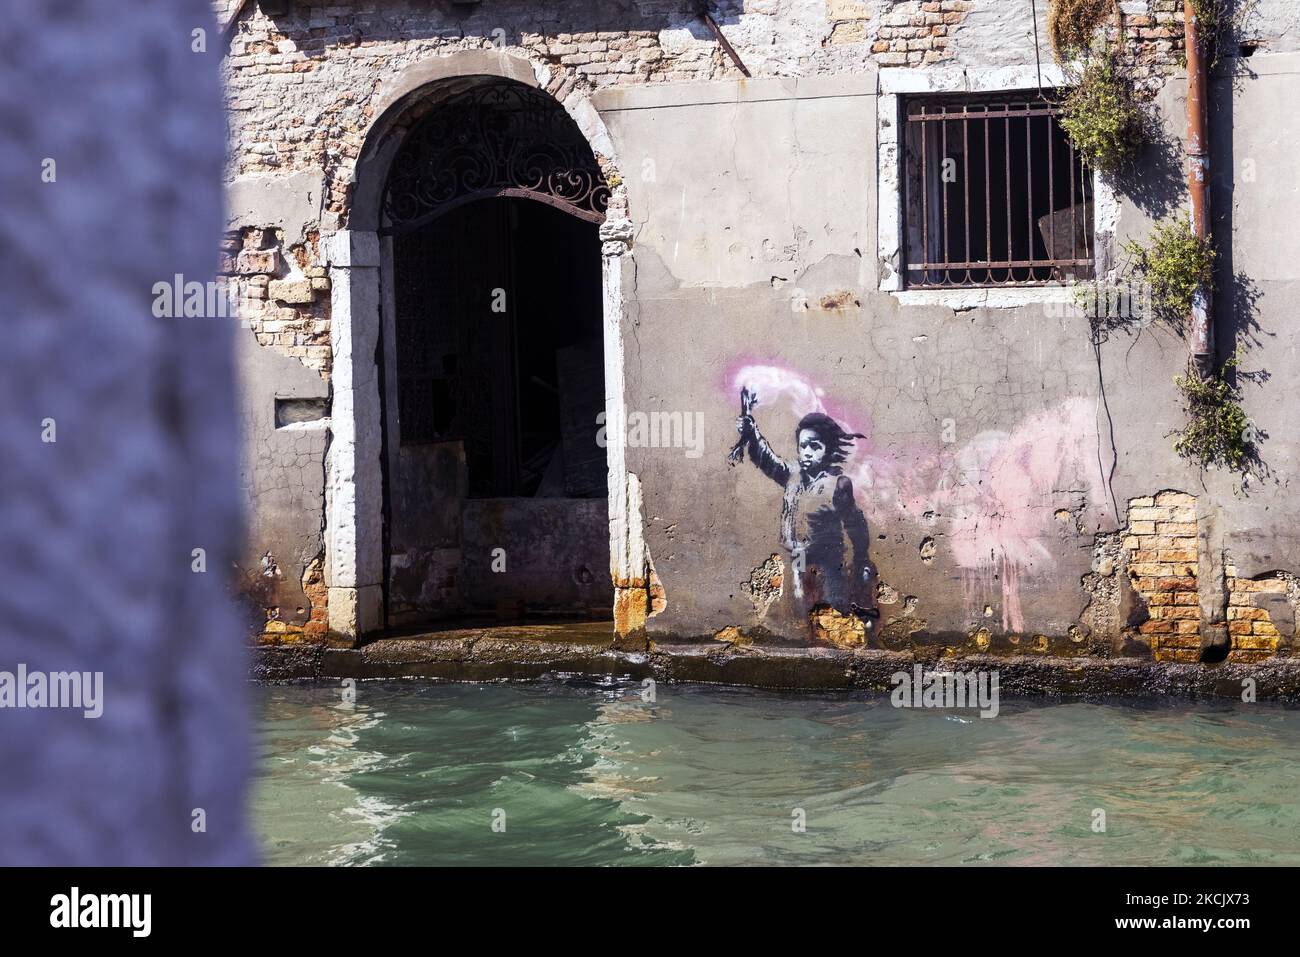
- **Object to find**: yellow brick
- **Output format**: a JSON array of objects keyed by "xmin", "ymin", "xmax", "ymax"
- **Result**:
[
  {"xmin": 1155, "ymin": 491, "xmax": 1195, "ymax": 507},
  {"xmin": 1227, "ymin": 606, "xmax": 1268, "ymax": 621},
  {"xmin": 1157, "ymin": 549, "xmax": 1197, "ymax": 563},
  {"xmin": 1164, "ymin": 605, "xmax": 1199, "ymax": 620},
  {"xmin": 1167, "ymin": 506, "xmax": 1197, "ymax": 523},
  {"xmin": 1173, "ymin": 591, "xmax": 1200, "ymax": 605},
  {"xmin": 1129, "ymin": 562, "xmax": 1177, "ymax": 577},
  {"xmin": 1232, "ymin": 635, "xmax": 1278, "ymax": 651},
  {"xmin": 1140, "ymin": 619, "xmax": 1175, "ymax": 634},
  {"xmin": 1129, "ymin": 507, "xmax": 1173, "ymax": 522},
  {"xmin": 1157, "ymin": 521, "xmax": 1198, "ymax": 536},
  {"xmin": 1175, "ymin": 619, "xmax": 1200, "ymax": 634},
  {"xmin": 1129, "ymin": 496, "xmax": 1156, "ymax": 508},
  {"xmin": 1129, "ymin": 521, "xmax": 1156, "ymax": 535},
  {"xmin": 1255, "ymin": 578, "xmax": 1289, "ymax": 594},
  {"xmin": 1253, "ymin": 621, "xmax": 1281, "ymax": 637}
]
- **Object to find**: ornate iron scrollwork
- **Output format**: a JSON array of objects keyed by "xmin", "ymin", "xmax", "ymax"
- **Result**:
[{"xmin": 382, "ymin": 81, "xmax": 611, "ymax": 233}]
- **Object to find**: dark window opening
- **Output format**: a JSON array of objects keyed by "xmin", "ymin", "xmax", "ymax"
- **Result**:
[
  {"xmin": 393, "ymin": 197, "xmax": 606, "ymax": 499},
  {"xmin": 902, "ymin": 92, "xmax": 1095, "ymax": 288}
]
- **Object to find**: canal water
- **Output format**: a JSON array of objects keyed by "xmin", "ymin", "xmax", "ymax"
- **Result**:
[{"xmin": 253, "ymin": 679, "xmax": 1300, "ymax": 866}]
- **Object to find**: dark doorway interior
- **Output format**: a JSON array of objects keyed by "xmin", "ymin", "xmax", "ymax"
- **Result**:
[
  {"xmin": 394, "ymin": 197, "xmax": 606, "ymax": 498},
  {"xmin": 386, "ymin": 196, "xmax": 612, "ymax": 626}
]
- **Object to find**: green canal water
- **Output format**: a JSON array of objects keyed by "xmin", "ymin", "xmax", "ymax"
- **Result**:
[{"xmin": 253, "ymin": 679, "xmax": 1300, "ymax": 866}]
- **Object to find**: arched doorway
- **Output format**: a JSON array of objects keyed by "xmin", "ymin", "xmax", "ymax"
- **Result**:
[{"xmin": 378, "ymin": 78, "xmax": 614, "ymax": 627}]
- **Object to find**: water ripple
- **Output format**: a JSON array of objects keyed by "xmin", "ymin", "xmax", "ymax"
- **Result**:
[{"xmin": 253, "ymin": 682, "xmax": 1300, "ymax": 866}]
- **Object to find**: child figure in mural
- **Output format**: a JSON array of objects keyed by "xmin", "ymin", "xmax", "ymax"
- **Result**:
[{"xmin": 731, "ymin": 388, "xmax": 879, "ymax": 631}]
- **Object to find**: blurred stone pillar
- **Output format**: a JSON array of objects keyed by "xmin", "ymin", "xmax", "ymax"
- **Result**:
[{"xmin": 0, "ymin": 0, "xmax": 252, "ymax": 863}]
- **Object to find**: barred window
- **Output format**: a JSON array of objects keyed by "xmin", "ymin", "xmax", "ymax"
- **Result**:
[{"xmin": 902, "ymin": 92, "xmax": 1095, "ymax": 288}]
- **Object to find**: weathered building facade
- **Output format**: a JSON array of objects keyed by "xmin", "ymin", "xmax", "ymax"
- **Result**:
[{"xmin": 219, "ymin": 0, "xmax": 1300, "ymax": 674}]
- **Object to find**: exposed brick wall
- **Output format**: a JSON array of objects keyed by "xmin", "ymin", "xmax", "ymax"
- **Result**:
[
  {"xmin": 221, "ymin": 2, "xmax": 747, "ymax": 193},
  {"xmin": 1121, "ymin": 491, "xmax": 1200, "ymax": 662},
  {"xmin": 216, "ymin": 2, "xmax": 990, "ymax": 193},
  {"xmin": 219, "ymin": 226, "xmax": 332, "ymax": 377},
  {"xmin": 1225, "ymin": 568, "xmax": 1296, "ymax": 662},
  {"xmin": 866, "ymin": 0, "xmax": 968, "ymax": 66},
  {"xmin": 261, "ymin": 553, "xmax": 330, "ymax": 642},
  {"xmin": 1111, "ymin": 491, "xmax": 1298, "ymax": 664},
  {"xmin": 1109, "ymin": 0, "xmax": 1187, "ymax": 98}
]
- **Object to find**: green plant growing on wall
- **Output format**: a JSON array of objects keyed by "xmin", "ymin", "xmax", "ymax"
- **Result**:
[
  {"xmin": 1190, "ymin": 0, "xmax": 1228, "ymax": 67},
  {"xmin": 1047, "ymin": 0, "xmax": 1118, "ymax": 61},
  {"xmin": 1189, "ymin": 0, "xmax": 1261, "ymax": 68},
  {"xmin": 1172, "ymin": 353, "xmax": 1253, "ymax": 471},
  {"xmin": 1059, "ymin": 58, "xmax": 1145, "ymax": 175},
  {"xmin": 1123, "ymin": 219, "xmax": 1215, "ymax": 321},
  {"xmin": 1190, "ymin": 0, "xmax": 1224, "ymax": 42},
  {"xmin": 1121, "ymin": 220, "xmax": 1251, "ymax": 470}
]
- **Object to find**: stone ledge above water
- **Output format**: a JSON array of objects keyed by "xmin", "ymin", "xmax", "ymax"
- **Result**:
[{"xmin": 250, "ymin": 625, "xmax": 1300, "ymax": 701}]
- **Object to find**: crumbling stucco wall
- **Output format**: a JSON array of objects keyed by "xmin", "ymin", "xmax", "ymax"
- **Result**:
[
  {"xmin": 234, "ymin": 327, "xmax": 329, "ymax": 639},
  {"xmin": 220, "ymin": 0, "xmax": 1300, "ymax": 661},
  {"xmin": 597, "ymin": 52, "xmax": 1300, "ymax": 659},
  {"xmin": 218, "ymin": 0, "xmax": 1205, "ymax": 231}
]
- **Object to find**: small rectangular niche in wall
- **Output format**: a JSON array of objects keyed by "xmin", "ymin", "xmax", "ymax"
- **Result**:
[{"xmin": 275, "ymin": 397, "xmax": 328, "ymax": 428}]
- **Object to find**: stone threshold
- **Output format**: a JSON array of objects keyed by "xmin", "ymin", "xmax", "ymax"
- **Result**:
[{"xmin": 251, "ymin": 622, "xmax": 1300, "ymax": 701}]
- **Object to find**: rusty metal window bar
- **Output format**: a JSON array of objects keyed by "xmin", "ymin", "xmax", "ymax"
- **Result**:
[{"xmin": 902, "ymin": 92, "xmax": 1095, "ymax": 288}]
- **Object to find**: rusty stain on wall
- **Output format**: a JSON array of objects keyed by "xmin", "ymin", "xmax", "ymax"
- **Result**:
[
  {"xmin": 809, "ymin": 604, "xmax": 868, "ymax": 648},
  {"xmin": 613, "ymin": 552, "xmax": 666, "ymax": 646}
]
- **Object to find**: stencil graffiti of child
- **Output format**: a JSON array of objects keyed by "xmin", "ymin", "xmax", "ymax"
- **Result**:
[{"xmin": 731, "ymin": 388, "xmax": 879, "ymax": 631}]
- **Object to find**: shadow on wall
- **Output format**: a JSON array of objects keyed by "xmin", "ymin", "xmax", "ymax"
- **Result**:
[
  {"xmin": 1210, "ymin": 59, "xmax": 1273, "ymax": 482},
  {"xmin": 1113, "ymin": 127, "xmax": 1184, "ymax": 223}
]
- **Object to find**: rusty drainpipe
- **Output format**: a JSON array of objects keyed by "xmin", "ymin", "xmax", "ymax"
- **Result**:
[{"xmin": 1184, "ymin": 0, "xmax": 1213, "ymax": 380}]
